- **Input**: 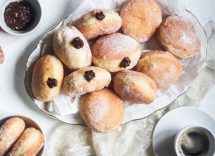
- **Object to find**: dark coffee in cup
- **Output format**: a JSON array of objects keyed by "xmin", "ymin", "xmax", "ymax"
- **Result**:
[{"xmin": 175, "ymin": 126, "xmax": 215, "ymax": 156}]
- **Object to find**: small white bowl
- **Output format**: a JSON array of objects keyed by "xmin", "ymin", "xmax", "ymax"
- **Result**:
[
  {"xmin": 174, "ymin": 126, "xmax": 215, "ymax": 156},
  {"xmin": 0, "ymin": 115, "xmax": 46, "ymax": 156},
  {"xmin": 0, "ymin": 0, "xmax": 42, "ymax": 36}
]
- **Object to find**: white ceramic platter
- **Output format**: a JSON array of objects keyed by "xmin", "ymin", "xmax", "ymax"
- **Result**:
[{"xmin": 24, "ymin": 0, "xmax": 207, "ymax": 125}]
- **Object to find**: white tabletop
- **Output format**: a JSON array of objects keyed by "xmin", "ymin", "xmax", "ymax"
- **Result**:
[{"xmin": 0, "ymin": 0, "xmax": 215, "ymax": 139}]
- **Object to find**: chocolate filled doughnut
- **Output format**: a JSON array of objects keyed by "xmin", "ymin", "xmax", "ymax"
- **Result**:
[
  {"xmin": 76, "ymin": 9, "xmax": 122, "ymax": 40},
  {"xmin": 92, "ymin": 33, "xmax": 141, "ymax": 72},
  {"xmin": 62, "ymin": 66, "xmax": 111, "ymax": 97},
  {"xmin": 32, "ymin": 55, "xmax": 64, "ymax": 102},
  {"xmin": 53, "ymin": 26, "xmax": 92, "ymax": 70}
]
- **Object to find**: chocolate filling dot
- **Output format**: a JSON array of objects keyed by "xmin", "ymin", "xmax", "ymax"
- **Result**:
[
  {"xmin": 71, "ymin": 37, "xmax": 84, "ymax": 49},
  {"xmin": 47, "ymin": 78, "xmax": 58, "ymax": 88},
  {"xmin": 120, "ymin": 57, "xmax": 131, "ymax": 68},
  {"xmin": 95, "ymin": 11, "xmax": 105, "ymax": 21},
  {"xmin": 84, "ymin": 70, "xmax": 95, "ymax": 82}
]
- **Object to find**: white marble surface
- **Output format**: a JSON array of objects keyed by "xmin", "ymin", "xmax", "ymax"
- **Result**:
[{"xmin": 0, "ymin": 0, "xmax": 215, "ymax": 140}]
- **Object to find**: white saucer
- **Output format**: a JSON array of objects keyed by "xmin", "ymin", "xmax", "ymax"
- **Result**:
[{"xmin": 152, "ymin": 106, "xmax": 215, "ymax": 156}]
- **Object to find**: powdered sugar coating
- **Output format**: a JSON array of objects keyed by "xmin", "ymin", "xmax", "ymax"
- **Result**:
[
  {"xmin": 76, "ymin": 9, "xmax": 122, "ymax": 40},
  {"xmin": 62, "ymin": 66, "xmax": 111, "ymax": 97},
  {"xmin": 79, "ymin": 89, "xmax": 124, "ymax": 133},
  {"xmin": 113, "ymin": 70, "xmax": 157, "ymax": 104},
  {"xmin": 120, "ymin": 0, "xmax": 162, "ymax": 42},
  {"xmin": 0, "ymin": 118, "xmax": 25, "ymax": 156},
  {"xmin": 93, "ymin": 33, "xmax": 139, "ymax": 57},
  {"xmin": 87, "ymin": 96, "xmax": 109, "ymax": 123},
  {"xmin": 92, "ymin": 33, "xmax": 141, "ymax": 72},
  {"xmin": 158, "ymin": 16, "xmax": 201, "ymax": 59},
  {"xmin": 136, "ymin": 51, "xmax": 182, "ymax": 88},
  {"xmin": 53, "ymin": 26, "xmax": 92, "ymax": 70}
]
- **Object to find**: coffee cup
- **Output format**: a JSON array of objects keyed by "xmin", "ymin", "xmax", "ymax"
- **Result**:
[{"xmin": 174, "ymin": 126, "xmax": 215, "ymax": 156}]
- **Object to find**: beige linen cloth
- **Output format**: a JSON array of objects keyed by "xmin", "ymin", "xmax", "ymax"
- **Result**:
[{"xmin": 46, "ymin": 2, "xmax": 215, "ymax": 155}]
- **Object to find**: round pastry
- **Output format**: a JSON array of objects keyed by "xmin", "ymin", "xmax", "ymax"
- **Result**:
[
  {"xmin": 8, "ymin": 128, "xmax": 44, "ymax": 156},
  {"xmin": 76, "ymin": 9, "xmax": 122, "ymax": 40},
  {"xmin": 120, "ymin": 0, "xmax": 162, "ymax": 42},
  {"xmin": 113, "ymin": 70, "xmax": 157, "ymax": 104},
  {"xmin": 92, "ymin": 33, "xmax": 141, "ymax": 72},
  {"xmin": 136, "ymin": 51, "xmax": 183, "ymax": 88},
  {"xmin": 32, "ymin": 55, "xmax": 64, "ymax": 102},
  {"xmin": 62, "ymin": 66, "xmax": 111, "ymax": 97},
  {"xmin": 0, "ymin": 117, "xmax": 25, "ymax": 156},
  {"xmin": 0, "ymin": 46, "xmax": 4, "ymax": 64},
  {"xmin": 157, "ymin": 16, "xmax": 201, "ymax": 59},
  {"xmin": 79, "ymin": 89, "xmax": 124, "ymax": 133},
  {"xmin": 53, "ymin": 26, "xmax": 92, "ymax": 70}
]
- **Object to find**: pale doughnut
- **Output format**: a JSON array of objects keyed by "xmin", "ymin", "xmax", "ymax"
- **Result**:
[{"xmin": 53, "ymin": 26, "xmax": 92, "ymax": 70}]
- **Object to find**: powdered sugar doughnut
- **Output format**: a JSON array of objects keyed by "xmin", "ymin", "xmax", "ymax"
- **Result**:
[
  {"xmin": 79, "ymin": 89, "xmax": 124, "ymax": 133},
  {"xmin": 62, "ymin": 66, "xmax": 111, "ymax": 97},
  {"xmin": 113, "ymin": 70, "xmax": 157, "ymax": 104},
  {"xmin": 76, "ymin": 9, "xmax": 122, "ymax": 40},
  {"xmin": 120, "ymin": 0, "xmax": 162, "ymax": 42},
  {"xmin": 53, "ymin": 26, "xmax": 92, "ymax": 70},
  {"xmin": 136, "ymin": 50, "xmax": 182, "ymax": 88},
  {"xmin": 92, "ymin": 33, "xmax": 141, "ymax": 72},
  {"xmin": 157, "ymin": 16, "xmax": 201, "ymax": 59}
]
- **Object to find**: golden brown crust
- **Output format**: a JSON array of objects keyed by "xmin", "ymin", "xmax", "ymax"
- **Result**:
[
  {"xmin": 62, "ymin": 66, "xmax": 111, "ymax": 97},
  {"xmin": 76, "ymin": 9, "xmax": 122, "ymax": 40},
  {"xmin": 32, "ymin": 55, "xmax": 64, "ymax": 102},
  {"xmin": 8, "ymin": 128, "xmax": 44, "ymax": 156},
  {"xmin": 92, "ymin": 33, "xmax": 141, "ymax": 72},
  {"xmin": 120, "ymin": 0, "xmax": 162, "ymax": 42},
  {"xmin": 0, "ymin": 117, "xmax": 25, "ymax": 156},
  {"xmin": 79, "ymin": 89, "xmax": 124, "ymax": 133},
  {"xmin": 136, "ymin": 51, "xmax": 183, "ymax": 88},
  {"xmin": 113, "ymin": 70, "xmax": 157, "ymax": 104},
  {"xmin": 157, "ymin": 16, "xmax": 201, "ymax": 59},
  {"xmin": 53, "ymin": 26, "xmax": 92, "ymax": 70}
]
